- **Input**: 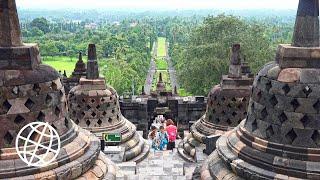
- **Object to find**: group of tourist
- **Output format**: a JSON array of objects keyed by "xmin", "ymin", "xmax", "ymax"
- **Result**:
[{"xmin": 148, "ymin": 119, "xmax": 178, "ymax": 151}]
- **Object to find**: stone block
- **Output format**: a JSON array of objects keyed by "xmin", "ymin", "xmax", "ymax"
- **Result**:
[
  {"xmin": 278, "ymin": 44, "xmax": 320, "ymax": 68},
  {"xmin": 0, "ymin": 44, "xmax": 41, "ymax": 70}
]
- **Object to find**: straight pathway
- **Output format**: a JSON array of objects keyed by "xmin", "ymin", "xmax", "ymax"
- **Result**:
[
  {"xmin": 144, "ymin": 42, "xmax": 157, "ymax": 94},
  {"xmin": 166, "ymin": 42, "xmax": 180, "ymax": 91}
]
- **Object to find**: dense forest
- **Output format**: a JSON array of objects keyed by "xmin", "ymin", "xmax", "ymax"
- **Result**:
[{"xmin": 19, "ymin": 9, "xmax": 295, "ymax": 96}]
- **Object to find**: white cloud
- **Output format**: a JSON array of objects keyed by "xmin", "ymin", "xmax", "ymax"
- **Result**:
[{"xmin": 16, "ymin": 0, "xmax": 299, "ymax": 10}]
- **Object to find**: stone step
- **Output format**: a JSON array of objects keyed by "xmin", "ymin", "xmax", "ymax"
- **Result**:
[{"xmin": 126, "ymin": 175, "xmax": 187, "ymax": 180}]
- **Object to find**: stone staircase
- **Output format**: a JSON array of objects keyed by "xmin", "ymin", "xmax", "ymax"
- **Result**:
[{"xmin": 117, "ymin": 147, "xmax": 197, "ymax": 180}]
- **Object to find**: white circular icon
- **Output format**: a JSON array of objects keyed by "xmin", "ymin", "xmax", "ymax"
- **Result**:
[{"xmin": 15, "ymin": 122, "xmax": 61, "ymax": 167}]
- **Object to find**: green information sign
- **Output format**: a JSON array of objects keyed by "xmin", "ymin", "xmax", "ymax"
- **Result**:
[{"xmin": 102, "ymin": 133, "xmax": 122, "ymax": 143}]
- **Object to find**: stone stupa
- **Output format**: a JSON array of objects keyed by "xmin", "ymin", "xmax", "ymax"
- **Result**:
[
  {"xmin": 68, "ymin": 44, "xmax": 150, "ymax": 162},
  {"xmin": 200, "ymin": 1, "xmax": 320, "ymax": 179},
  {"xmin": 62, "ymin": 52, "xmax": 87, "ymax": 93},
  {"xmin": 0, "ymin": 0, "xmax": 117, "ymax": 179},
  {"xmin": 178, "ymin": 44, "xmax": 254, "ymax": 162}
]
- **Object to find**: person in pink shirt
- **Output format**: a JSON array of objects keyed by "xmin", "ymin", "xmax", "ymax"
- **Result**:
[{"xmin": 166, "ymin": 119, "xmax": 177, "ymax": 151}]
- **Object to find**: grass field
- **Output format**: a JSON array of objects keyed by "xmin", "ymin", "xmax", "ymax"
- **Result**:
[
  {"xmin": 156, "ymin": 58, "xmax": 168, "ymax": 70},
  {"xmin": 157, "ymin": 37, "xmax": 167, "ymax": 57},
  {"xmin": 42, "ymin": 56, "xmax": 81, "ymax": 76}
]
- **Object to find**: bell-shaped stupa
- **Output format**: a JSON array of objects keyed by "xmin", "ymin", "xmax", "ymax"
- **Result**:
[
  {"xmin": 68, "ymin": 44, "xmax": 150, "ymax": 162},
  {"xmin": 178, "ymin": 44, "xmax": 253, "ymax": 162},
  {"xmin": 0, "ymin": 1, "xmax": 117, "ymax": 179},
  {"xmin": 200, "ymin": 1, "xmax": 320, "ymax": 179}
]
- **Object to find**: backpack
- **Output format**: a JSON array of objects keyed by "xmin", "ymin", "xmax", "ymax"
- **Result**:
[{"xmin": 167, "ymin": 125, "xmax": 177, "ymax": 142}]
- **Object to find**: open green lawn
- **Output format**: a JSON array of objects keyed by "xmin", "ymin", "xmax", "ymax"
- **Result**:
[
  {"xmin": 156, "ymin": 58, "xmax": 168, "ymax": 70},
  {"xmin": 42, "ymin": 56, "xmax": 80, "ymax": 76},
  {"xmin": 157, "ymin": 37, "xmax": 167, "ymax": 57}
]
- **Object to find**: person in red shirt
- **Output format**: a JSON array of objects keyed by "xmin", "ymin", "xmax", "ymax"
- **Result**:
[{"xmin": 166, "ymin": 119, "xmax": 177, "ymax": 151}]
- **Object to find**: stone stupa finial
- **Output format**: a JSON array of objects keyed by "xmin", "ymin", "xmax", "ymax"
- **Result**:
[
  {"xmin": 0, "ymin": 0, "xmax": 22, "ymax": 47},
  {"xmin": 86, "ymin": 44, "xmax": 99, "ymax": 79},
  {"xmin": 159, "ymin": 72, "xmax": 163, "ymax": 82},
  {"xmin": 78, "ymin": 51, "xmax": 83, "ymax": 62},
  {"xmin": 228, "ymin": 44, "xmax": 242, "ymax": 78},
  {"xmin": 292, "ymin": 0, "xmax": 319, "ymax": 47}
]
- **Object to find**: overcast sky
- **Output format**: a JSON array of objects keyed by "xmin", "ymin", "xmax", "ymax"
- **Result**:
[{"xmin": 16, "ymin": 0, "xmax": 299, "ymax": 10}]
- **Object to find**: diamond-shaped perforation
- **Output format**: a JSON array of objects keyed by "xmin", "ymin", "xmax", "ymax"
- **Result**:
[
  {"xmin": 285, "ymin": 129, "xmax": 297, "ymax": 144},
  {"xmin": 227, "ymin": 104, "xmax": 232, "ymax": 108},
  {"xmin": 25, "ymin": 98, "xmax": 35, "ymax": 110},
  {"xmin": 2, "ymin": 100, "xmax": 12, "ymax": 113},
  {"xmin": 112, "ymin": 109, "xmax": 115, "ymax": 114},
  {"xmin": 37, "ymin": 111, "xmax": 45, "ymax": 122},
  {"xmin": 215, "ymin": 118, "xmax": 220, "ymax": 123},
  {"xmin": 86, "ymin": 105, "xmax": 91, "ymax": 111},
  {"xmin": 91, "ymin": 111, "xmax": 96, "ymax": 117},
  {"xmin": 313, "ymin": 100, "xmax": 320, "ymax": 112},
  {"xmin": 51, "ymin": 82, "xmax": 58, "ymax": 90},
  {"xmin": 291, "ymin": 99, "xmax": 300, "ymax": 111},
  {"xmin": 282, "ymin": 84, "xmax": 290, "ymax": 95},
  {"xmin": 91, "ymin": 99, "xmax": 95, "ymax": 103},
  {"xmin": 242, "ymin": 97, "xmax": 247, "ymax": 102},
  {"xmin": 102, "ymin": 111, "xmax": 107, "ymax": 116},
  {"xmin": 221, "ymin": 97, "xmax": 226, "ymax": 102},
  {"xmin": 75, "ymin": 119, "xmax": 80, "ymax": 124},
  {"xmin": 97, "ymin": 119, "xmax": 102, "ymax": 126},
  {"xmin": 270, "ymin": 95, "xmax": 278, "ymax": 106},
  {"xmin": 221, "ymin": 110, "xmax": 226, "ymax": 115},
  {"xmin": 261, "ymin": 108, "xmax": 268, "ymax": 119},
  {"xmin": 64, "ymin": 118, "xmax": 69, "ymax": 127},
  {"xmin": 256, "ymin": 90, "xmax": 262, "ymax": 101},
  {"xmin": 14, "ymin": 115, "xmax": 25, "ymax": 124},
  {"xmin": 211, "ymin": 109, "xmax": 216, "ymax": 114},
  {"xmin": 252, "ymin": 119, "xmax": 258, "ymax": 132},
  {"xmin": 108, "ymin": 118, "xmax": 113, "ymax": 123},
  {"xmin": 265, "ymin": 81, "xmax": 272, "ymax": 92},
  {"xmin": 33, "ymin": 84, "xmax": 41, "ymax": 93},
  {"xmin": 96, "ymin": 105, "xmax": 101, "ymax": 110},
  {"xmin": 54, "ymin": 107, "xmax": 61, "ymax": 116},
  {"xmin": 232, "ymin": 112, "xmax": 237, "ymax": 117},
  {"xmin": 300, "ymin": 115, "xmax": 311, "ymax": 128},
  {"xmin": 311, "ymin": 130, "xmax": 320, "ymax": 145},
  {"xmin": 231, "ymin": 97, "xmax": 237, "ymax": 102},
  {"xmin": 279, "ymin": 112, "xmax": 288, "ymax": 124},
  {"xmin": 4, "ymin": 132, "xmax": 13, "ymax": 145},
  {"xmin": 303, "ymin": 86, "xmax": 312, "ymax": 97},
  {"xmin": 86, "ymin": 120, "xmax": 91, "ymax": 126},
  {"xmin": 226, "ymin": 119, "xmax": 232, "ymax": 125},
  {"xmin": 45, "ymin": 94, "xmax": 53, "ymax": 105},
  {"xmin": 266, "ymin": 125, "xmax": 274, "ymax": 139}
]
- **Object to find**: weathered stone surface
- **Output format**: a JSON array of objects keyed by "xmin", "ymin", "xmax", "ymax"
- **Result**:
[
  {"xmin": 200, "ymin": 1, "xmax": 320, "ymax": 179},
  {"xmin": 278, "ymin": 68, "xmax": 301, "ymax": 83},
  {"xmin": 0, "ymin": 0, "xmax": 22, "ymax": 47},
  {"xmin": 0, "ymin": 2, "xmax": 117, "ymax": 179},
  {"xmin": 178, "ymin": 44, "xmax": 253, "ymax": 162}
]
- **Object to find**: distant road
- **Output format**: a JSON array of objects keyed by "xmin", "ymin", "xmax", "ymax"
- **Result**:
[
  {"xmin": 144, "ymin": 42, "xmax": 157, "ymax": 95},
  {"xmin": 166, "ymin": 42, "xmax": 180, "ymax": 92}
]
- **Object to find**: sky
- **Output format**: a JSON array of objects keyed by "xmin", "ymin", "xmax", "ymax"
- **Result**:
[{"xmin": 17, "ymin": 0, "xmax": 299, "ymax": 10}]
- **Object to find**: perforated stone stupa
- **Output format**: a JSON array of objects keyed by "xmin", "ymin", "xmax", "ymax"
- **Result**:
[
  {"xmin": 62, "ymin": 52, "xmax": 87, "ymax": 93},
  {"xmin": 68, "ymin": 44, "xmax": 150, "ymax": 162},
  {"xmin": 0, "ymin": 0, "xmax": 117, "ymax": 179},
  {"xmin": 178, "ymin": 44, "xmax": 253, "ymax": 162},
  {"xmin": 200, "ymin": 1, "xmax": 320, "ymax": 179}
]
